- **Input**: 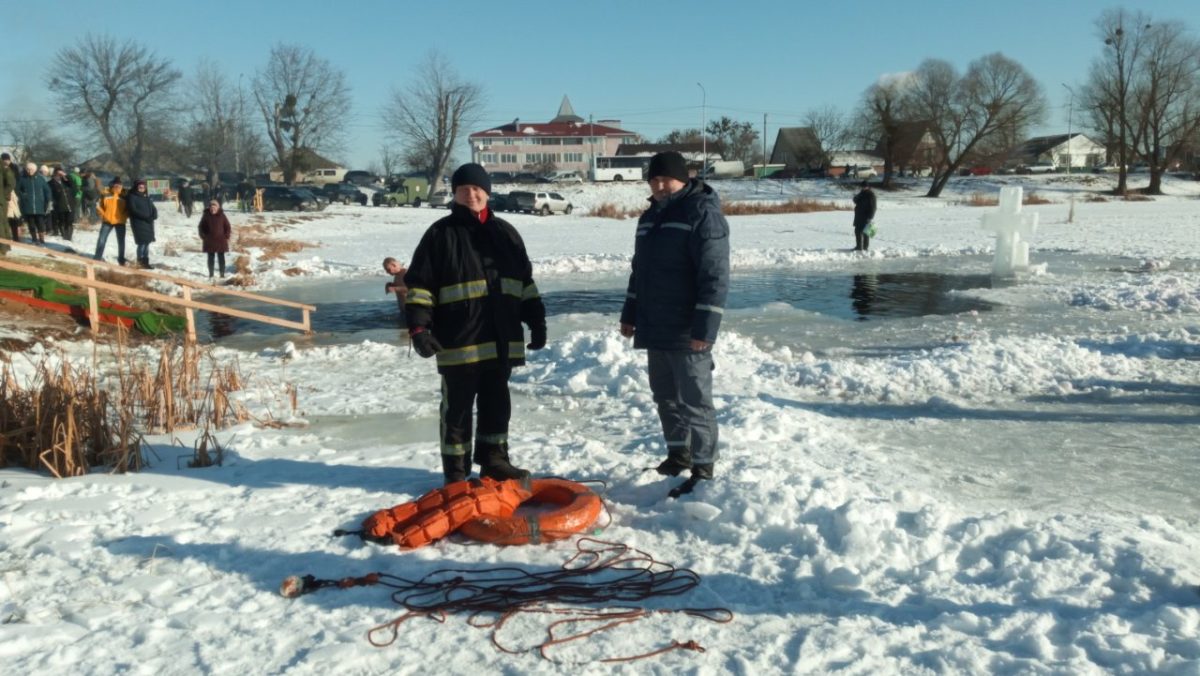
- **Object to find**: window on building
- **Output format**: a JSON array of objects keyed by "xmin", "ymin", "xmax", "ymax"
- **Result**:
[
  {"xmin": 480, "ymin": 153, "xmax": 497, "ymax": 164},
  {"xmin": 563, "ymin": 152, "xmax": 583, "ymax": 163},
  {"xmin": 500, "ymin": 153, "xmax": 517, "ymax": 164},
  {"xmin": 563, "ymin": 138, "xmax": 583, "ymax": 145}
]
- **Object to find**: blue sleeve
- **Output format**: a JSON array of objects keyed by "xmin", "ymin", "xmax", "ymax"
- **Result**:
[{"xmin": 689, "ymin": 203, "xmax": 730, "ymax": 343}]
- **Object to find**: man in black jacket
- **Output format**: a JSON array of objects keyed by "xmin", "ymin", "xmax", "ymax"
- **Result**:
[
  {"xmin": 620, "ymin": 151, "xmax": 730, "ymax": 497},
  {"xmin": 852, "ymin": 181, "xmax": 876, "ymax": 251},
  {"xmin": 404, "ymin": 163, "xmax": 547, "ymax": 485}
]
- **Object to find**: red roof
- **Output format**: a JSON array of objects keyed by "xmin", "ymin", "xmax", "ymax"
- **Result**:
[{"xmin": 470, "ymin": 121, "xmax": 636, "ymax": 139}]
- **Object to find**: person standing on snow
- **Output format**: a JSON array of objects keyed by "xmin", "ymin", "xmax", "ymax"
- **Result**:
[
  {"xmin": 127, "ymin": 179, "xmax": 158, "ymax": 269},
  {"xmin": 852, "ymin": 180, "xmax": 876, "ymax": 252},
  {"xmin": 619, "ymin": 151, "xmax": 730, "ymax": 498},
  {"xmin": 404, "ymin": 163, "xmax": 547, "ymax": 486},
  {"xmin": 198, "ymin": 199, "xmax": 232, "ymax": 278},
  {"xmin": 16, "ymin": 162, "xmax": 51, "ymax": 245},
  {"xmin": 94, "ymin": 177, "xmax": 129, "ymax": 264}
]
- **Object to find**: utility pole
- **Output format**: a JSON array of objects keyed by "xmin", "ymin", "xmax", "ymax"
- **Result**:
[
  {"xmin": 762, "ymin": 112, "xmax": 767, "ymax": 178},
  {"xmin": 697, "ymin": 82, "xmax": 706, "ymax": 178},
  {"xmin": 1062, "ymin": 83, "xmax": 1076, "ymax": 223}
]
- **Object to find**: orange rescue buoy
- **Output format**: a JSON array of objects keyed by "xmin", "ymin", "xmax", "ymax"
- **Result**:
[
  {"xmin": 460, "ymin": 478, "xmax": 603, "ymax": 545},
  {"xmin": 362, "ymin": 477, "xmax": 531, "ymax": 549}
]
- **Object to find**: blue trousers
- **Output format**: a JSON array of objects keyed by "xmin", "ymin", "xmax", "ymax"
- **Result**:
[{"xmin": 94, "ymin": 223, "xmax": 126, "ymax": 262}]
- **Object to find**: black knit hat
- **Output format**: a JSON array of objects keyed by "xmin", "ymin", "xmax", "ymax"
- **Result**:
[
  {"xmin": 451, "ymin": 163, "xmax": 491, "ymax": 194},
  {"xmin": 646, "ymin": 151, "xmax": 689, "ymax": 183}
]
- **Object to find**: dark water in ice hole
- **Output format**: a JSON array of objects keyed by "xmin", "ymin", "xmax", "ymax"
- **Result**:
[{"xmin": 199, "ymin": 270, "xmax": 1003, "ymax": 340}]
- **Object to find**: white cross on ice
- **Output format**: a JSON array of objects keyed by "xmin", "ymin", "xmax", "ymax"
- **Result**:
[{"xmin": 981, "ymin": 186, "xmax": 1039, "ymax": 276}]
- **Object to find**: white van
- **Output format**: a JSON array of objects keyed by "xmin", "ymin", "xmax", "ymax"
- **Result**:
[{"xmin": 303, "ymin": 167, "xmax": 347, "ymax": 185}]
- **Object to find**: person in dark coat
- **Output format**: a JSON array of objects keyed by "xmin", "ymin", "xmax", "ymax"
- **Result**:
[
  {"xmin": 48, "ymin": 168, "xmax": 75, "ymax": 241},
  {"xmin": 127, "ymin": 179, "xmax": 158, "ymax": 268},
  {"xmin": 80, "ymin": 170, "xmax": 102, "ymax": 224},
  {"xmin": 177, "ymin": 180, "xmax": 194, "ymax": 218},
  {"xmin": 619, "ymin": 151, "xmax": 730, "ymax": 498},
  {"xmin": 404, "ymin": 163, "xmax": 547, "ymax": 485},
  {"xmin": 1, "ymin": 153, "xmax": 17, "ymax": 244},
  {"xmin": 198, "ymin": 198, "xmax": 232, "ymax": 278},
  {"xmin": 15, "ymin": 162, "xmax": 51, "ymax": 245},
  {"xmin": 852, "ymin": 181, "xmax": 876, "ymax": 252}
]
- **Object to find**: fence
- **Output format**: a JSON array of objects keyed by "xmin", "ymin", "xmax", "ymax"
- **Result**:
[{"xmin": 0, "ymin": 240, "xmax": 313, "ymax": 340}]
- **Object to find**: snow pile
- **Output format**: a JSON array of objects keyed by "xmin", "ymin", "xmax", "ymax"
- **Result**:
[{"xmin": 1069, "ymin": 273, "xmax": 1200, "ymax": 314}]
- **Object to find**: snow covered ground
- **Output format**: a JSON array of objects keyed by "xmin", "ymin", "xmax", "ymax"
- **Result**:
[{"xmin": 2, "ymin": 173, "xmax": 1199, "ymax": 674}]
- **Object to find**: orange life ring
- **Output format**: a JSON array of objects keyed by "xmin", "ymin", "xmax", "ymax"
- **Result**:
[
  {"xmin": 460, "ymin": 478, "xmax": 602, "ymax": 545},
  {"xmin": 362, "ymin": 477, "xmax": 531, "ymax": 549}
]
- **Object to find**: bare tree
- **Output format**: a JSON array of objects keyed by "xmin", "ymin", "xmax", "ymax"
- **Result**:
[
  {"xmin": 379, "ymin": 145, "xmax": 402, "ymax": 179},
  {"xmin": 910, "ymin": 54, "xmax": 1046, "ymax": 197},
  {"xmin": 705, "ymin": 116, "xmax": 759, "ymax": 165},
  {"xmin": 659, "ymin": 128, "xmax": 704, "ymax": 144},
  {"xmin": 856, "ymin": 74, "xmax": 914, "ymax": 188},
  {"xmin": 381, "ymin": 51, "xmax": 483, "ymax": 188},
  {"xmin": 186, "ymin": 60, "xmax": 244, "ymax": 186},
  {"xmin": 3, "ymin": 119, "xmax": 76, "ymax": 165},
  {"xmin": 1086, "ymin": 9, "xmax": 1155, "ymax": 194},
  {"xmin": 803, "ymin": 105, "xmax": 848, "ymax": 167},
  {"xmin": 47, "ymin": 34, "xmax": 181, "ymax": 180},
  {"xmin": 253, "ymin": 44, "xmax": 351, "ymax": 185},
  {"xmin": 1129, "ymin": 20, "xmax": 1200, "ymax": 193}
]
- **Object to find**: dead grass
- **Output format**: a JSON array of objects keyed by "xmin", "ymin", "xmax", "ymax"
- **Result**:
[
  {"xmin": 0, "ymin": 330, "xmax": 253, "ymax": 476},
  {"xmin": 723, "ymin": 199, "xmax": 847, "ymax": 215},
  {"xmin": 1084, "ymin": 194, "xmax": 1109, "ymax": 203},
  {"xmin": 961, "ymin": 192, "xmax": 1052, "ymax": 207},
  {"xmin": 590, "ymin": 202, "xmax": 643, "ymax": 219},
  {"xmin": 234, "ymin": 224, "xmax": 313, "ymax": 261},
  {"xmin": 224, "ymin": 255, "xmax": 256, "ymax": 287},
  {"xmin": 1123, "ymin": 193, "xmax": 1152, "ymax": 202}
]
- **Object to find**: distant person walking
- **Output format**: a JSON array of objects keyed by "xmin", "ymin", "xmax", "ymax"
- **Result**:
[
  {"xmin": 198, "ymin": 198, "xmax": 231, "ymax": 278},
  {"xmin": 852, "ymin": 180, "xmax": 876, "ymax": 252},
  {"xmin": 619, "ymin": 151, "xmax": 730, "ymax": 498},
  {"xmin": 16, "ymin": 162, "xmax": 51, "ymax": 245},
  {"xmin": 94, "ymin": 177, "xmax": 129, "ymax": 264},
  {"xmin": 177, "ymin": 180, "xmax": 195, "ymax": 218},
  {"xmin": 127, "ymin": 179, "xmax": 158, "ymax": 269}
]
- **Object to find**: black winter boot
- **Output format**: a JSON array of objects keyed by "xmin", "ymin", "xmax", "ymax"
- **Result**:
[
  {"xmin": 441, "ymin": 454, "xmax": 471, "ymax": 485},
  {"xmin": 668, "ymin": 463, "xmax": 713, "ymax": 499},
  {"xmin": 475, "ymin": 445, "xmax": 529, "ymax": 481},
  {"xmin": 655, "ymin": 450, "xmax": 692, "ymax": 477}
]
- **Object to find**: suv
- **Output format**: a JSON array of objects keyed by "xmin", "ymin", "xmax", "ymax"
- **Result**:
[
  {"xmin": 549, "ymin": 170, "xmax": 584, "ymax": 184},
  {"xmin": 322, "ymin": 182, "xmax": 368, "ymax": 205},
  {"xmin": 1021, "ymin": 161, "xmax": 1057, "ymax": 174},
  {"xmin": 342, "ymin": 170, "xmax": 378, "ymax": 186},
  {"xmin": 428, "ymin": 190, "xmax": 453, "ymax": 208},
  {"xmin": 510, "ymin": 190, "xmax": 573, "ymax": 215},
  {"xmin": 260, "ymin": 186, "xmax": 321, "ymax": 211}
]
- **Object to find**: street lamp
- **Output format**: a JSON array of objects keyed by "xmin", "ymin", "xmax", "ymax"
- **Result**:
[
  {"xmin": 697, "ymin": 82, "xmax": 706, "ymax": 178},
  {"xmin": 1061, "ymin": 83, "xmax": 1075, "ymax": 175},
  {"xmin": 235, "ymin": 73, "xmax": 245, "ymax": 176}
]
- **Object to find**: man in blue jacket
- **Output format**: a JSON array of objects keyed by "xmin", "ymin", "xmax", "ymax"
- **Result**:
[
  {"xmin": 15, "ymin": 162, "xmax": 51, "ymax": 245},
  {"xmin": 619, "ymin": 151, "xmax": 730, "ymax": 498}
]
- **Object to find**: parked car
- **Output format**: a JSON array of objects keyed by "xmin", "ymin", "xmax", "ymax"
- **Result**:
[
  {"xmin": 488, "ymin": 192, "xmax": 512, "ymax": 211},
  {"xmin": 548, "ymin": 170, "xmax": 584, "ymax": 183},
  {"xmin": 259, "ymin": 186, "xmax": 321, "ymax": 212},
  {"xmin": 1021, "ymin": 161, "xmax": 1057, "ymax": 174},
  {"xmin": 1129, "ymin": 162, "xmax": 1151, "ymax": 174},
  {"xmin": 489, "ymin": 171, "xmax": 516, "ymax": 183},
  {"xmin": 292, "ymin": 187, "xmax": 328, "ymax": 210},
  {"xmin": 428, "ymin": 190, "xmax": 453, "ymax": 208},
  {"xmin": 510, "ymin": 190, "xmax": 572, "ymax": 215},
  {"xmin": 1091, "ymin": 163, "xmax": 1124, "ymax": 173},
  {"xmin": 322, "ymin": 182, "xmax": 368, "ymax": 205},
  {"xmin": 342, "ymin": 170, "xmax": 379, "ymax": 186},
  {"xmin": 512, "ymin": 173, "xmax": 540, "ymax": 184}
]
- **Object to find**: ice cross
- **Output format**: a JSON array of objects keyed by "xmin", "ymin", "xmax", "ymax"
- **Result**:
[{"xmin": 981, "ymin": 186, "xmax": 1039, "ymax": 276}]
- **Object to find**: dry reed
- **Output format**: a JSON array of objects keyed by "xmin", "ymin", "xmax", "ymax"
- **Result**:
[
  {"xmin": 589, "ymin": 202, "xmax": 643, "ymax": 219},
  {"xmin": 722, "ymin": 199, "xmax": 847, "ymax": 215}
]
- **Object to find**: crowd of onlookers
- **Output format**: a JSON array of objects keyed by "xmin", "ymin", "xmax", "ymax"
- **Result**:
[{"xmin": 1, "ymin": 152, "xmax": 108, "ymax": 247}]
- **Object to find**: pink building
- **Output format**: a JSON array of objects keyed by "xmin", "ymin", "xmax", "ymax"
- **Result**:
[{"xmin": 469, "ymin": 96, "xmax": 639, "ymax": 176}]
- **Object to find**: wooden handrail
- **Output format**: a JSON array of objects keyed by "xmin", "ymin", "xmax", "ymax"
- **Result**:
[
  {"xmin": 0, "ymin": 244, "xmax": 314, "ymax": 340},
  {"xmin": 2, "ymin": 240, "xmax": 315, "ymax": 311}
]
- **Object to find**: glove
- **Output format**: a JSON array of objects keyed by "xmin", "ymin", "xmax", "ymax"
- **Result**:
[
  {"xmin": 410, "ymin": 328, "xmax": 441, "ymax": 358},
  {"xmin": 526, "ymin": 325, "xmax": 547, "ymax": 351}
]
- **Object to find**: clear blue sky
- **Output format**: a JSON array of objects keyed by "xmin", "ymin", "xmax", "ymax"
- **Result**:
[{"xmin": 4, "ymin": 0, "xmax": 1198, "ymax": 169}]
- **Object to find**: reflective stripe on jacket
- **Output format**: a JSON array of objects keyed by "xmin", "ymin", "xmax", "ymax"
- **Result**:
[{"xmin": 404, "ymin": 204, "xmax": 546, "ymax": 373}]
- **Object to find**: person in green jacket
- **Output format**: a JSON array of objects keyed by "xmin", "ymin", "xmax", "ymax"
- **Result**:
[{"xmin": 68, "ymin": 167, "xmax": 83, "ymax": 224}]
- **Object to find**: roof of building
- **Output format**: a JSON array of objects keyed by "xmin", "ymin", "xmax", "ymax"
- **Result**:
[
  {"xmin": 550, "ymin": 95, "xmax": 584, "ymax": 124},
  {"xmin": 470, "ymin": 119, "xmax": 636, "ymax": 139},
  {"xmin": 770, "ymin": 127, "xmax": 823, "ymax": 166}
]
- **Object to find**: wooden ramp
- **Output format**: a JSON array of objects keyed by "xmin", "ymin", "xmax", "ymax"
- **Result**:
[{"xmin": 0, "ymin": 240, "xmax": 314, "ymax": 341}]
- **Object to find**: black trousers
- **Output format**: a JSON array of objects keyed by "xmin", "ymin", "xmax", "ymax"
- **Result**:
[
  {"xmin": 53, "ymin": 211, "xmax": 73, "ymax": 240},
  {"xmin": 23, "ymin": 214, "xmax": 44, "ymax": 241},
  {"xmin": 439, "ymin": 367, "xmax": 512, "ymax": 460},
  {"xmin": 207, "ymin": 252, "xmax": 226, "ymax": 276},
  {"xmin": 854, "ymin": 226, "xmax": 870, "ymax": 251}
]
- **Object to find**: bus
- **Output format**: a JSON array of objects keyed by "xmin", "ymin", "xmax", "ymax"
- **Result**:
[{"xmin": 592, "ymin": 156, "xmax": 648, "ymax": 182}]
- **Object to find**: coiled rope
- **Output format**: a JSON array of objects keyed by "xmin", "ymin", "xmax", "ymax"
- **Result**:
[{"xmin": 284, "ymin": 537, "xmax": 733, "ymax": 663}]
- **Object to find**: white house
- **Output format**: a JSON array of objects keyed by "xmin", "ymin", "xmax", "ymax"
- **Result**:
[{"xmin": 1019, "ymin": 134, "xmax": 1106, "ymax": 169}]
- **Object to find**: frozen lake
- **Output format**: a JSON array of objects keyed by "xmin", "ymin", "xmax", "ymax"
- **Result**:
[{"xmin": 198, "ymin": 251, "xmax": 1200, "ymax": 520}]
